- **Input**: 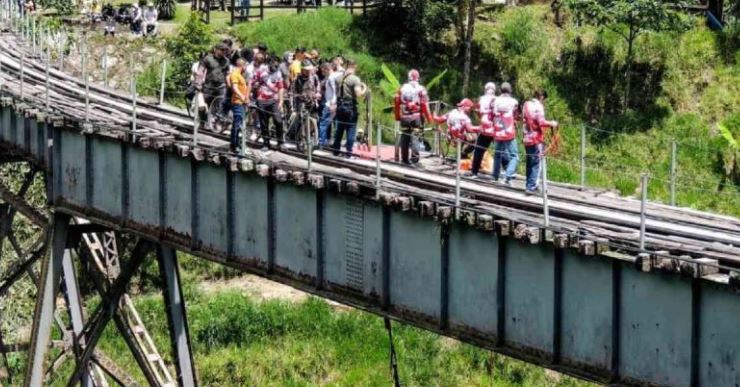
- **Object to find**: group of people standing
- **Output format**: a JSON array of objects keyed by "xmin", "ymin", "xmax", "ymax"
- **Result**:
[
  {"xmin": 191, "ymin": 42, "xmax": 367, "ymax": 156},
  {"xmin": 191, "ymin": 41, "xmax": 556, "ymax": 193},
  {"xmin": 393, "ymin": 71, "xmax": 558, "ymax": 194}
]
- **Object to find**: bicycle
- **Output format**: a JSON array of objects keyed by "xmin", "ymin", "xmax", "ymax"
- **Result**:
[{"xmin": 286, "ymin": 104, "xmax": 318, "ymax": 153}]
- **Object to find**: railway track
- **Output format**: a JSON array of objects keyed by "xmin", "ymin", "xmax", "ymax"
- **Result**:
[{"xmin": 0, "ymin": 32, "xmax": 739, "ymax": 269}]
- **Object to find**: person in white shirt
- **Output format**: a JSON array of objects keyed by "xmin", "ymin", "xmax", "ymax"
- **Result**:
[
  {"xmin": 142, "ymin": 2, "xmax": 158, "ymax": 37},
  {"xmin": 318, "ymin": 57, "xmax": 345, "ymax": 147},
  {"xmin": 491, "ymin": 82, "xmax": 520, "ymax": 184},
  {"xmin": 130, "ymin": 3, "xmax": 142, "ymax": 34}
]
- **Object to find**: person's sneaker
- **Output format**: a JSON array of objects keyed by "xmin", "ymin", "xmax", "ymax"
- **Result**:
[
  {"xmin": 525, "ymin": 188, "xmax": 536, "ymax": 196},
  {"xmin": 467, "ymin": 174, "xmax": 479, "ymax": 180},
  {"xmin": 503, "ymin": 178, "xmax": 512, "ymax": 186}
]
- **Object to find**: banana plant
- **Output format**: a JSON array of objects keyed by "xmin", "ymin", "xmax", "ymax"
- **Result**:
[
  {"xmin": 379, "ymin": 63, "xmax": 447, "ymax": 112},
  {"xmin": 718, "ymin": 118, "xmax": 739, "ymax": 186}
]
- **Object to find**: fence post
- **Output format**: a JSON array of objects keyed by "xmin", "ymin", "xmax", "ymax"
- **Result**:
[
  {"xmin": 159, "ymin": 60, "xmax": 167, "ymax": 105},
  {"xmin": 59, "ymin": 46, "xmax": 64, "ymax": 71},
  {"xmin": 455, "ymin": 139, "xmax": 461, "ymax": 220},
  {"xmin": 259, "ymin": 0, "xmax": 264, "ymax": 20},
  {"xmin": 103, "ymin": 47, "xmax": 109, "ymax": 87},
  {"xmin": 306, "ymin": 114, "xmax": 312, "ymax": 173},
  {"xmin": 580, "ymin": 124, "xmax": 586, "ymax": 190},
  {"xmin": 44, "ymin": 47, "xmax": 49, "ymax": 112},
  {"xmin": 84, "ymin": 74, "xmax": 90, "ymax": 122},
  {"xmin": 375, "ymin": 123, "xmax": 382, "ymax": 200},
  {"xmin": 31, "ymin": 16, "xmax": 36, "ymax": 55},
  {"xmin": 19, "ymin": 48, "xmax": 24, "ymax": 100},
  {"xmin": 639, "ymin": 173, "xmax": 648, "ymax": 251},
  {"xmin": 80, "ymin": 39, "xmax": 86, "ymax": 84},
  {"xmin": 670, "ymin": 141, "xmax": 677, "ymax": 206},
  {"xmin": 130, "ymin": 56, "xmax": 137, "ymax": 142},
  {"xmin": 542, "ymin": 155, "xmax": 550, "ymax": 228},
  {"xmin": 230, "ymin": 0, "xmax": 235, "ymax": 25},
  {"xmin": 433, "ymin": 102, "xmax": 440, "ymax": 157}
]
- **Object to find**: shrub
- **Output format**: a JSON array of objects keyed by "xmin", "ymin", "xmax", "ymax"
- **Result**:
[{"xmin": 165, "ymin": 12, "xmax": 214, "ymax": 90}]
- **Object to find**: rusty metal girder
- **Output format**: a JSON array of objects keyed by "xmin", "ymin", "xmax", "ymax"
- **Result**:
[{"xmin": 0, "ymin": 181, "xmax": 47, "ymax": 227}]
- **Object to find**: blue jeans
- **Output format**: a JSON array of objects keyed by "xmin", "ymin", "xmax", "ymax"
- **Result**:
[
  {"xmin": 231, "ymin": 104, "xmax": 245, "ymax": 150},
  {"xmin": 525, "ymin": 143, "xmax": 544, "ymax": 191},
  {"xmin": 240, "ymin": 0, "xmax": 250, "ymax": 17},
  {"xmin": 493, "ymin": 139, "xmax": 519, "ymax": 180},
  {"xmin": 318, "ymin": 106, "xmax": 334, "ymax": 146},
  {"xmin": 332, "ymin": 104, "xmax": 358, "ymax": 156}
]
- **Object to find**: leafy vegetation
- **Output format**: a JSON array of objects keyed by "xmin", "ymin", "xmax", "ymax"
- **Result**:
[{"xmin": 73, "ymin": 287, "xmax": 590, "ymax": 386}]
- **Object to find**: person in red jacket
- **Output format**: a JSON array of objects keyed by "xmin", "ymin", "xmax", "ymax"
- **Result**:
[
  {"xmin": 394, "ymin": 69, "xmax": 432, "ymax": 165},
  {"xmin": 468, "ymin": 82, "xmax": 497, "ymax": 178},
  {"xmin": 522, "ymin": 89, "xmax": 558, "ymax": 194},
  {"xmin": 433, "ymin": 99, "xmax": 480, "ymax": 149},
  {"xmin": 491, "ymin": 82, "xmax": 519, "ymax": 184}
]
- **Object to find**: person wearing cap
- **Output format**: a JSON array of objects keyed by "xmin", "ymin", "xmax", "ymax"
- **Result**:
[
  {"xmin": 468, "ymin": 82, "xmax": 498, "ymax": 178},
  {"xmin": 433, "ymin": 99, "xmax": 480, "ymax": 145},
  {"xmin": 289, "ymin": 47, "xmax": 307, "ymax": 82},
  {"xmin": 130, "ymin": 3, "xmax": 142, "ymax": 34},
  {"xmin": 288, "ymin": 60, "xmax": 321, "ymax": 141},
  {"xmin": 491, "ymin": 82, "xmax": 520, "ymax": 184},
  {"xmin": 253, "ymin": 55, "xmax": 286, "ymax": 150},
  {"xmin": 394, "ymin": 69, "xmax": 432, "ymax": 166},
  {"xmin": 142, "ymin": 2, "xmax": 158, "ymax": 36},
  {"xmin": 196, "ymin": 43, "xmax": 231, "ymax": 131},
  {"xmin": 331, "ymin": 59, "xmax": 367, "ymax": 157},
  {"xmin": 522, "ymin": 89, "xmax": 558, "ymax": 194},
  {"xmin": 229, "ymin": 58, "xmax": 250, "ymax": 153},
  {"xmin": 309, "ymin": 49, "xmax": 321, "ymax": 65}
]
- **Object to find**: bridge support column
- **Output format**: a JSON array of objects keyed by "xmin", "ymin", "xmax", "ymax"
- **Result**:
[
  {"xmin": 24, "ymin": 212, "xmax": 69, "ymax": 387},
  {"xmin": 61, "ymin": 249, "xmax": 94, "ymax": 387},
  {"xmin": 158, "ymin": 245, "xmax": 197, "ymax": 387}
]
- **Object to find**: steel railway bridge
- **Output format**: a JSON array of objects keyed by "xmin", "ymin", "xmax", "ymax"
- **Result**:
[{"xmin": 0, "ymin": 13, "xmax": 739, "ymax": 387}]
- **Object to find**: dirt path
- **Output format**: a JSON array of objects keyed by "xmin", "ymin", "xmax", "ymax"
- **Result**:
[{"xmin": 197, "ymin": 273, "xmax": 350, "ymax": 310}]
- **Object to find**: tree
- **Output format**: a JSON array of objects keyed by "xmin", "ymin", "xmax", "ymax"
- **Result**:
[
  {"xmin": 165, "ymin": 12, "xmax": 214, "ymax": 93},
  {"xmin": 156, "ymin": 0, "xmax": 177, "ymax": 20},
  {"xmin": 457, "ymin": 0, "xmax": 477, "ymax": 96},
  {"xmin": 566, "ymin": 0, "xmax": 689, "ymax": 110}
]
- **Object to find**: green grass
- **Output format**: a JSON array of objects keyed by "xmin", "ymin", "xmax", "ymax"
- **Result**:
[{"xmin": 59, "ymin": 288, "xmax": 592, "ymax": 386}]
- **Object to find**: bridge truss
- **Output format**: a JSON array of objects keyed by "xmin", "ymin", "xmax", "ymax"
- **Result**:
[{"xmin": 0, "ymin": 157, "xmax": 193, "ymax": 386}]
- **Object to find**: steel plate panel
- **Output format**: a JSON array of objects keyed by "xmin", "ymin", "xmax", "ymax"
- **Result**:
[
  {"xmin": 448, "ymin": 226, "xmax": 498, "ymax": 335},
  {"xmin": 164, "ymin": 154, "xmax": 192, "ymax": 236},
  {"xmin": 619, "ymin": 269, "xmax": 691, "ymax": 386},
  {"xmin": 59, "ymin": 130, "xmax": 86, "ymax": 206},
  {"xmin": 274, "ymin": 184, "xmax": 317, "ymax": 277},
  {"xmin": 91, "ymin": 138, "xmax": 122, "ymax": 217},
  {"xmin": 128, "ymin": 147, "xmax": 160, "ymax": 227},
  {"xmin": 561, "ymin": 251, "xmax": 612, "ymax": 372},
  {"xmin": 504, "ymin": 242, "xmax": 554, "ymax": 354},
  {"xmin": 232, "ymin": 173, "xmax": 269, "ymax": 263},
  {"xmin": 699, "ymin": 283, "xmax": 740, "ymax": 387},
  {"xmin": 389, "ymin": 211, "xmax": 441, "ymax": 319},
  {"xmin": 196, "ymin": 163, "xmax": 228, "ymax": 252}
]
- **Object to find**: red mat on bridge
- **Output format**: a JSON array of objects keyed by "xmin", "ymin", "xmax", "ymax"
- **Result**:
[{"xmin": 352, "ymin": 144, "xmax": 396, "ymax": 161}]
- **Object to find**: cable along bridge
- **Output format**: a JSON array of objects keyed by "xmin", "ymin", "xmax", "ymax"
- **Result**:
[{"xmin": 0, "ymin": 19, "xmax": 739, "ymax": 387}]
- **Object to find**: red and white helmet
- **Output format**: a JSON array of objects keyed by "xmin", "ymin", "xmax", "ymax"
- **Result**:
[
  {"xmin": 457, "ymin": 98, "xmax": 475, "ymax": 109},
  {"xmin": 408, "ymin": 69, "xmax": 420, "ymax": 82}
]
